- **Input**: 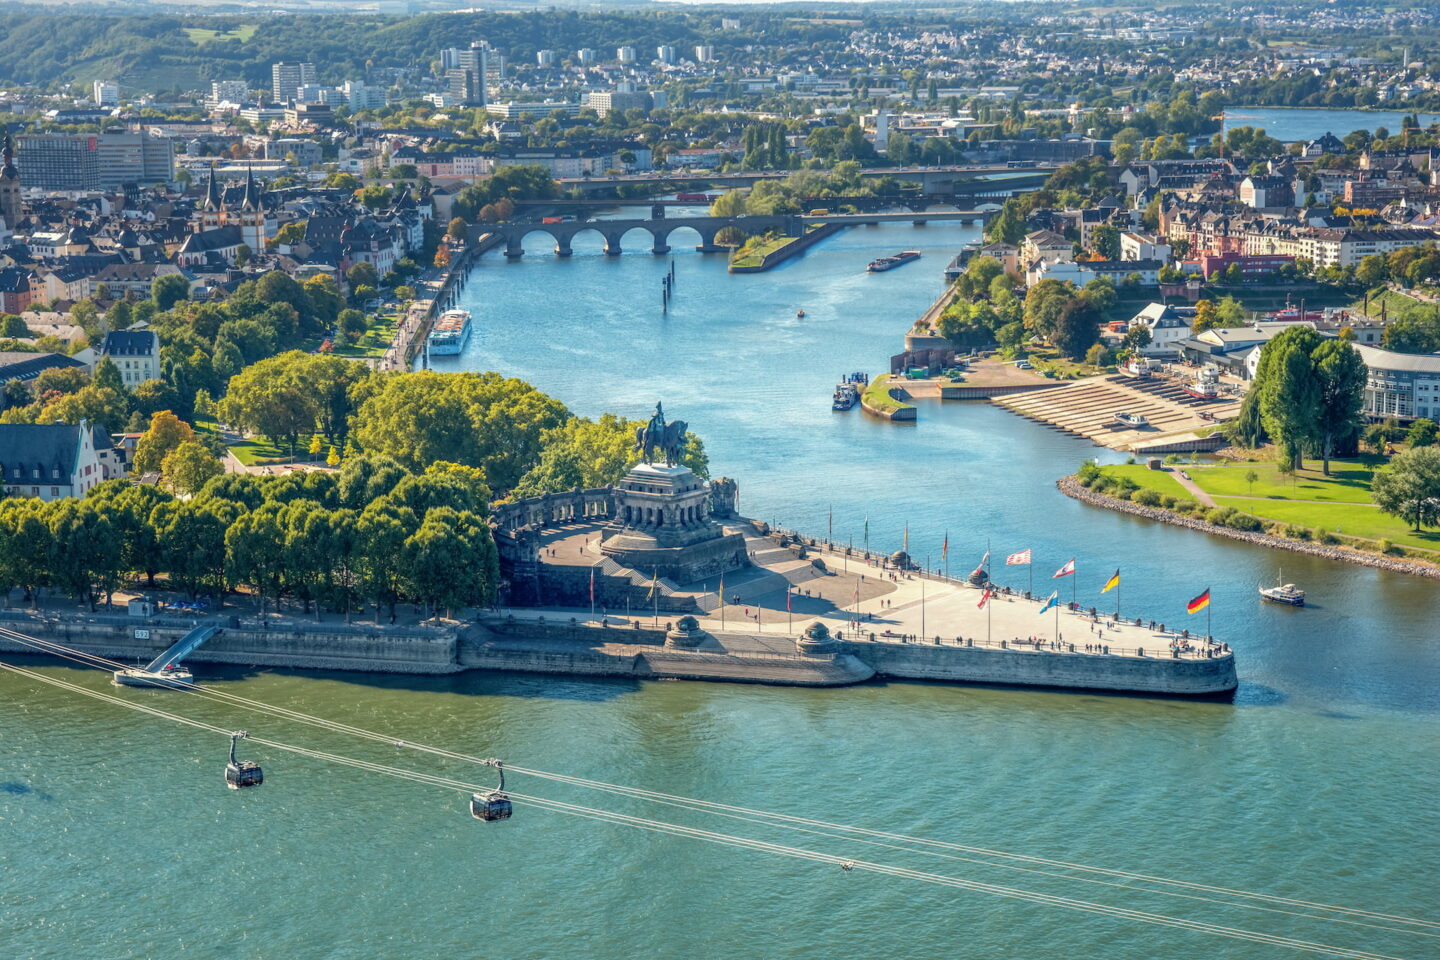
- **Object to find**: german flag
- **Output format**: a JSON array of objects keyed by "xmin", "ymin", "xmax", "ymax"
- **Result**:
[
  {"xmin": 1101, "ymin": 569, "xmax": 1120, "ymax": 594},
  {"xmin": 1186, "ymin": 588, "xmax": 1211, "ymax": 614}
]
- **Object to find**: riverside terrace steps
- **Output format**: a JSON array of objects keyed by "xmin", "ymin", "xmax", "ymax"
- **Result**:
[{"xmin": 993, "ymin": 373, "xmax": 1241, "ymax": 452}]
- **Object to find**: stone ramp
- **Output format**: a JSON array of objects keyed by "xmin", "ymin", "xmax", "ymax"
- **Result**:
[{"xmin": 993, "ymin": 374, "xmax": 1239, "ymax": 452}]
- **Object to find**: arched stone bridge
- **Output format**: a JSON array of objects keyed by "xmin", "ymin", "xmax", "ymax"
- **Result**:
[{"xmin": 487, "ymin": 214, "xmax": 802, "ymax": 258}]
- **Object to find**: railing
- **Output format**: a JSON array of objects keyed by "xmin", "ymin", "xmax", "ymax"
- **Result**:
[{"xmin": 841, "ymin": 631, "xmax": 1229, "ymax": 662}]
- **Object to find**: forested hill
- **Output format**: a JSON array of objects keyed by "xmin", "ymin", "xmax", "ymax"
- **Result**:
[{"xmin": 0, "ymin": 9, "xmax": 849, "ymax": 95}]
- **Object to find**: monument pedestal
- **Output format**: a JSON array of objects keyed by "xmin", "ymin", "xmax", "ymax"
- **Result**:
[{"xmin": 601, "ymin": 462, "xmax": 748, "ymax": 584}]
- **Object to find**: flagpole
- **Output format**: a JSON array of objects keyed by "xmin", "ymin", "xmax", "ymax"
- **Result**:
[
  {"xmin": 787, "ymin": 587, "xmax": 792, "ymax": 634},
  {"xmin": 922, "ymin": 554, "xmax": 927, "ymax": 640},
  {"xmin": 1028, "ymin": 559, "xmax": 1033, "ymax": 596}
]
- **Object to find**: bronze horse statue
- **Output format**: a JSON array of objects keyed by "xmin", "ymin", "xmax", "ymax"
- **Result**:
[{"xmin": 635, "ymin": 403, "xmax": 688, "ymax": 466}]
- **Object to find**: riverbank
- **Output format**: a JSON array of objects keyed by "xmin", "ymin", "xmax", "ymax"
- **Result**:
[
  {"xmin": 860, "ymin": 373, "xmax": 916, "ymax": 421},
  {"xmin": 729, "ymin": 221, "xmax": 846, "ymax": 272},
  {"xmin": 1058, "ymin": 475, "xmax": 1440, "ymax": 580}
]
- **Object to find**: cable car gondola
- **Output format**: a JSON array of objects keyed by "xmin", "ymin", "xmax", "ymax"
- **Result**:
[
  {"xmin": 471, "ymin": 759, "xmax": 512, "ymax": 822},
  {"xmin": 225, "ymin": 731, "xmax": 264, "ymax": 789}
]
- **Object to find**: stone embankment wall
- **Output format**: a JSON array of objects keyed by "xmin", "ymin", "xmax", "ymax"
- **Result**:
[
  {"xmin": 1058, "ymin": 475, "xmax": 1440, "ymax": 581},
  {"xmin": 0, "ymin": 614, "xmax": 461, "ymax": 674},
  {"xmin": 843, "ymin": 639, "xmax": 1237, "ymax": 696},
  {"xmin": 728, "ymin": 221, "xmax": 847, "ymax": 273}
]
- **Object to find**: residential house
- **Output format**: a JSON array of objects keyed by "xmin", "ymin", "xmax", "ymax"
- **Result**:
[{"xmin": 0, "ymin": 421, "xmax": 114, "ymax": 500}]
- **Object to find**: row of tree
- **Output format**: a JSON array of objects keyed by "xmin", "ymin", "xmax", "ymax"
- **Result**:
[{"xmin": 0, "ymin": 456, "xmax": 499, "ymax": 619}]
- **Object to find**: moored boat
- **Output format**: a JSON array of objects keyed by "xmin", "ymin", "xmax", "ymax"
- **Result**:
[
  {"xmin": 832, "ymin": 382, "xmax": 859, "ymax": 411},
  {"xmin": 427, "ymin": 309, "xmax": 472, "ymax": 355},
  {"xmin": 1113, "ymin": 411, "xmax": 1149, "ymax": 428}
]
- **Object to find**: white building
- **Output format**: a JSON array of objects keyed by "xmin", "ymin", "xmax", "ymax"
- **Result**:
[
  {"xmin": 617, "ymin": 46, "xmax": 637, "ymax": 63},
  {"xmin": 694, "ymin": 45, "xmax": 715, "ymax": 63},
  {"xmin": 211, "ymin": 80, "xmax": 249, "ymax": 104},
  {"xmin": 0, "ymin": 421, "xmax": 113, "ymax": 500},
  {"xmin": 93, "ymin": 81, "xmax": 119, "ymax": 108},
  {"xmin": 1353, "ymin": 344, "xmax": 1440, "ymax": 422},
  {"xmin": 1128, "ymin": 302, "xmax": 1195, "ymax": 357}
]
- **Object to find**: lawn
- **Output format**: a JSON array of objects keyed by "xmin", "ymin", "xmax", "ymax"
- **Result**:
[
  {"xmin": 1213, "ymin": 497, "xmax": 1440, "ymax": 555},
  {"xmin": 862, "ymin": 374, "xmax": 913, "ymax": 414},
  {"xmin": 729, "ymin": 235, "xmax": 796, "ymax": 270},
  {"xmin": 227, "ymin": 436, "xmax": 292, "ymax": 466},
  {"xmin": 330, "ymin": 311, "xmax": 399, "ymax": 359},
  {"xmin": 1096, "ymin": 464, "xmax": 1193, "ymax": 501},
  {"xmin": 184, "ymin": 24, "xmax": 258, "ymax": 44},
  {"xmin": 1186, "ymin": 459, "xmax": 1381, "ymax": 504}
]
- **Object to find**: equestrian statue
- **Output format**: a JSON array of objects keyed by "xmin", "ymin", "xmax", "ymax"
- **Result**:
[{"xmin": 635, "ymin": 402, "xmax": 689, "ymax": 467}]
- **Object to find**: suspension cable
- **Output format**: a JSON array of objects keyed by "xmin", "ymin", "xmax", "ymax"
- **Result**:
[{"xmin": 3, "ymin": 630, "xmax": 1434, "ymax": 940}]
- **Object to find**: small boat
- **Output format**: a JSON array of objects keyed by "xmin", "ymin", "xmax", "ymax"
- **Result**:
[
  {"xmin": 796, "ymin": 309, "xmax": 806, "ymax": 318},
  {"xmin": 1113, "ymin": 411, "xmax": 1149, "ymax": 428},
  {"xmin": 868, "ymin": 250, "xmax": 922, "ymax": 272},
  {"xmin": 1259, "ymin": 571, "xmax": 1305, "ymax": 606},
  {"xmin": 1185, "ymin": 367, "xmax": 1221, "ymax": 400},
  {"xmin": 832, "ymin": 382, "xmax": 859, "ymax": 411}
]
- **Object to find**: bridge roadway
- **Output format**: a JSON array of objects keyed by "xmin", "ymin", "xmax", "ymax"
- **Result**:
[
  {"xmin": 556, "ymin": 165, "xmax": 1057, "ymax": 194},
  {"xmin": 484, "ymin": 210, "xmax": 993, "ymax": 258}
]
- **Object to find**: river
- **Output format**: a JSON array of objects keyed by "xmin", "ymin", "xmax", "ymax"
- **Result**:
[
  {"xmin": 3, "ymin": 217, "xmax": 1437, "ymax": 959},
  {"xmin": 1225, "ymin": 106, "xmax": 1440, "ymax": 143}
]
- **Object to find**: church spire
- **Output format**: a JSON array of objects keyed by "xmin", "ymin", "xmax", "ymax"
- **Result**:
[
  {"xmin": 1, "ymin": 131, "xmax": 18, "ymax": 180},
  {"xmin": 240, "ymin": 162, "xmax": 261, "ymax": 212},
  {"xmin": 203, "ymin": 160, "xmax": 222, "ymax": 211}
]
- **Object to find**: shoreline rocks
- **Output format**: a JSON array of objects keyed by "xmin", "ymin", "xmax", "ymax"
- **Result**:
[{"xmin": 1057, "ymin": 475, "xmax": 1440, "ymax": 581}]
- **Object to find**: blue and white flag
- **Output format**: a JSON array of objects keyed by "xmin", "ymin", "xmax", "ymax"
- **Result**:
[{"xmin": 1037, "ymin": 591, "xmax": 1060, "ymax": 614}]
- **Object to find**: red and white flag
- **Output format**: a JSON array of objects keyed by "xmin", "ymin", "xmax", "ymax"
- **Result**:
[
  {"xmin": 1006, "ymin": 549, "xmax": 1032, "ymax": 566},
  {"xmin": 977, "ymin": 588, "xmax": 992, "ymax": 609},
  {"xmin": 1052, "ymin": 558, "xmax": 1076, "ymax": 578}
]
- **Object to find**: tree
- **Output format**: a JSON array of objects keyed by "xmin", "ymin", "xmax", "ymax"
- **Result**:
[
  {"xmin": 433, "ymin": 245, "xmax": 451, "ymax": 268},
  {"xmin": 338, "ymin": 308, "xmax": 367, "ymax": 343},
  {"xmin": 152, "ymin": 498, "xmax": 232, "ymax": 599},
  {"xmin": 133, "ymin": 411, "xmax": 196, "ymax": 475},
  {"xmin": 325, "ymin": 171, "xmax": 361, "ymax": 191},
  {"xmin": 1192, "ymin": 299, "xmax": 1218, "ymax": 332},
  {"xmin": 133, "ymin": 379, "xmax": 180, "ymax": 419},
  {"xmin": 446, "ymin": 217, "xmax": 468, "ymax": 241},
  {"xmin": 349, "ymin": 371, "xmax": 568, "ymax": 490},
  {"xmin": 1254, "ymin": 327, "xmax": 1325, "ymax": 470},
  {"xmin": 226, "ymin": 504, "xmax": 287, "ymax": 615},
  {"xmin": 1092, "ymin": 224, "xmax": 1121, "ymax": 261},
  {"xmin": 151, "ymin": 273, "xmax": 190, "ymax": 312},
  {"xmin": 1245, "ymin": 469, "xmax": 1259, "ymax": 495},
  {"xmin": 161, "ymin": 441, "xmax": 224, "ymax": 495},
  {"xmin": 1408, "ymin": 418, "xmax": 1438, "ymax": 448},
  {"xmin": 1310, "ymin": 339, "xmax": 1367, "ymax": 475},
  {"xmin": 309, "ymin": 435, "xmax": 324, "ymax": 459},
  {"xmin": 1371, "ymin": 446, "xmax": 1440, "ymax": 531},
  {"xmin": 1052, "ymin": 298, "xmax": 1102, "ymax": 361},
  {"xmin": 235, "ymin": 243, "xmax": 252, "ymax": 268},
  {"xmin": 344, "ymin": 263, "xmax": 378, "ymax": 294},
  {"xmin": 1084, "ymin": 343, "xmax": 1110, "ymax": 367},
  {"xmin": 93, "ymin": 357, "xmax": 126, "ymax": 396},
  {"xmin": 1122, "ymin": 325, "xmax": 1152, "ymax": 353},
  {"xmin": 1356, "ymin": 254, "xmax": 1388, "ymax": 288}
]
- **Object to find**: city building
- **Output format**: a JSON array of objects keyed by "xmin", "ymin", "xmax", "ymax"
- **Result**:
[
  {"xmin": 657, "ymin": 45, "xmax": 677, "ymax": 64},
  {"xmin": 15, "ymin": 133, "xmax": 177, "ymax": 190},
  {"xmin": 1353, "ymin": 344, "xmax": 1440, "ymax": 422},
  {"xmin": 97, "ymin": 330, "xmax": 160, "ymax": 387},
  {"xmin": 694, "ymin": 45, "xmax": 715, "ymax": 63},
  {"xmin": 536, "ymin": 50, "xmax": 557, "ymax": 67},
  {"xmin": 444, "ymin": 41, "xmax": 489, "ymax": 108},
  {"xmin": 0, "ymin": 421, "xmax": 113, "ymax": 500},
  {"xmin": 578, "ymin": 48, "xmax": 597, "ymax": 65},
  {"xmin": 585, "ymin": 90, "xmax": 652, "ymax": 119},
  {"xmin": 210, "ymin": 80, "xmax": 249, "ymax": 104},
  {"xmin": 271, "ymin": 62, "xmax": 317, "ymax": 104},
  {"xmin": 0, "ymin": 134, "xmax": 20, "ymax": 232},
  {"xmin": 617, "ymin": 46, "xmax": 637, "ymax": 63},
  {"xmin": 92, "ymin": 81, "xmax": 119, "ymax": 108},
  {"xmin": 488, "ymin": 101, "xmax": 582, "ymax": 120}
]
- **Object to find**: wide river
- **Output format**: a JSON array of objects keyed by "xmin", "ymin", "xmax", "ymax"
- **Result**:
[{"xmin": 4, "ymin": 216, "xmax": 1437, "ymax": 959}]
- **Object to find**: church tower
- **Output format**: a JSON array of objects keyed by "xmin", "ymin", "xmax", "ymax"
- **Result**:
[{"xmin": 0, "ymin": 132, "xmax": 22, "ymax": 235}]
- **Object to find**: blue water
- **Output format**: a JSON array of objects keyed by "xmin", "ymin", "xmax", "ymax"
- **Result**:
[
  {"xmin": 1227, "ymin": 106, "xmax": 1440, "ymax": 143},
  {"xmin": 3, "ymin": 217, "xmax": 1436, "ymax": 960}
]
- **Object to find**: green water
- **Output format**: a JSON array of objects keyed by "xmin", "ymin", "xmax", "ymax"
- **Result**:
[{"xmin": 3, "ymin": 220, "xmax": 1437, "ymax": 958}]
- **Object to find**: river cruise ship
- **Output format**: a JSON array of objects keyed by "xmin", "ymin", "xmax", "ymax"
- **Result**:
[{"xmin": 427, "ymin": 310, "xmax": 472, "ymax": 355}]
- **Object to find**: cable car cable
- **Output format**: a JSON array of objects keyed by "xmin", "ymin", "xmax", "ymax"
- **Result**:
[{"xmin": 0, "ymin": 656, "xmax": 1413, "ymax": 960}]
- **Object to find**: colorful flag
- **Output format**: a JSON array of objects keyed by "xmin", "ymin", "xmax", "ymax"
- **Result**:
[
  {"xmin": 1052, "ymin": 558, "xmax": 1076, "ymax": 578},
  {"xmin": 648, "ymin": 569, "xmax": 658, "ymax": 599},
  {"xmin": 941, "ymin": 532, "xmax": 949, "ymax": 563},
  {"xmin": 977, "ymin": 587, "xmax": 992, "ymax": 609},
  {"xmin": 1187, "ymin": 588, "xmax": 1211, "ymax": 614},
  {"xmin": 903, "ymin": 523, "xmax": 909, "ymax": 553},
  {"xmin": 1101, "ymin": 569, "xmax": 1120, "ymax": 594},
  {"xmin": 589, "ymin": 568, "xmax": 595, "ymax": 606},
  {"xmin": 786, "ymin": 589, "xmax": 792, "ymax": 612},
  {"xmin": 1038, "ymin": 591, "xmax": 1060, "ymax": 614},
  {"xmin": 718, "ymin": 573, "xmax": 724, "ymax": 606},
  {"xmin": 1006, "ymin": 549, "xmax": 1032, "ymax": 566}
]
